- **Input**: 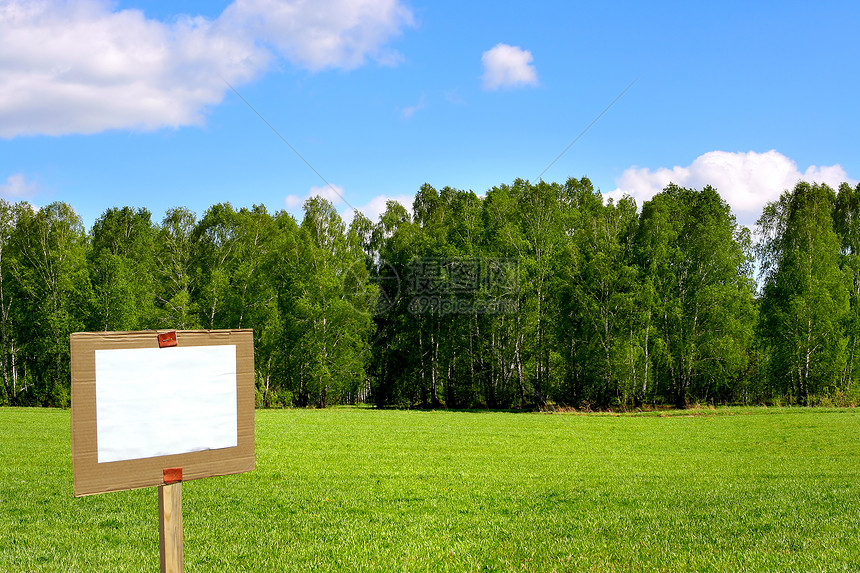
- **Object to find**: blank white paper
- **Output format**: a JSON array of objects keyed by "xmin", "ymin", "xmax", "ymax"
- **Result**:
[{"xmin": 95, "ymin": 345, "xmax": 238, "ymax": 463}]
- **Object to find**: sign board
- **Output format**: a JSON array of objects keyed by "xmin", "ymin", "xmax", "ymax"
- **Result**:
[{"xmin": 71, "ymin": 329, "xmax": 255, "ymax": 497}]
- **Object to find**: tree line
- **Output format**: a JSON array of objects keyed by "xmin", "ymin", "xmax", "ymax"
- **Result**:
[{"xmin": 1, "ymin": 177, "xmax": 859, "ymax": 409}]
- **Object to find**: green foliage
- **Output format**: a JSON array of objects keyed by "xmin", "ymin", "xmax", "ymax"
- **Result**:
[
  {"xmin": 0, "ymin": 200, "xmax": 23, "ymax": 406},
  {"xmin": 277, "ymin": 197, "xmax": 376, "ymax": 407},
  {"xmin": 153, "ymin": 207, "xmax": 199, "ymax": 329},
  {"xmin": 370, "ymin": 179, "xmax": 757, "ymax": 409},
  {"xmin": 556, "ymin": 182, "xmax": 640, "ymax": 408},
  {"xmin": 9, "ymin": 203, "xmax": 89, "ymax": 406},
  {"xmin": 1, "ymin": 176, "xmax": 859, "ymax": 408},
  {"xmin": 88, "ymin": 207, "xmax": 157, "ymax": 331},
  {"xmin": 833, "ymin": 182, "xmax": 860, "ymax": 389},
  {"xmin": 635, "ymin": 185, "xmax": 756, "ymax": 407},
  {"xmin": 758, "ymin": 182, "xmax": 849, "ymax": 402}
]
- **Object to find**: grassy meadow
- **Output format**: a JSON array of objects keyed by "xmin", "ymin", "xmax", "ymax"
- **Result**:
[{"xmin": 1, "ymin": 406, "xmax": 859, "ymax": 572}]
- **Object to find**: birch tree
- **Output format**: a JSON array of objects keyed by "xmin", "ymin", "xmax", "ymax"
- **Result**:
[{"xmin": 758, "ymin": 182, "xmax": 848, "ymax": 402}]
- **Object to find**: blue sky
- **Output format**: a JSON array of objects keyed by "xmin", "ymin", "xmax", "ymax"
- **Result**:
[{"xmin": 1, "ymin": 0, "xmax": 858, "ymax": 229}]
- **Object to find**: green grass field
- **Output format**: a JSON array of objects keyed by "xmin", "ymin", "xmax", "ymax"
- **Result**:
[{"xmin": 2, "ymin": 406, "xmax": 859, "ymax": 572}]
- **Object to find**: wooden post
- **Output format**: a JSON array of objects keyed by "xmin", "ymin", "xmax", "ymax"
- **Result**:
[{"xmin": 158, "ymin": 481, "xmax": 184, "ymax": 573}]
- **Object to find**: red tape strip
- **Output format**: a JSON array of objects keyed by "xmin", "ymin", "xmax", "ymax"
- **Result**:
[
  {"xmin": 158, "ymin": 331, "xmax": 177, "ymax": 348},
  {"xmin": 163, "ymin": 467, "xmax": 182, "ymax": 485}
]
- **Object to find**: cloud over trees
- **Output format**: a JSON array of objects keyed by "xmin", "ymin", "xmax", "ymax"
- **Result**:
[{"xmin": 0, "ymin": 0, "xmax": 413, "ymax": 137}]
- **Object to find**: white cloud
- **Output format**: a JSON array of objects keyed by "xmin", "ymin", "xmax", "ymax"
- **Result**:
[
  {"xmin": 223, "ymin": 0, "xmax": 414, "ymax": 71},
  {"xmin": 0, "ymin": 173, "xmax": 38, "ymax": 199},
  {"xmin": 606, "ymin": 150, "xmax": 858, "ymax": 226},
  {"xmin": 284, "ymin": 194, "xmax": 303, "ymax": 208},
  {"xmin": 400, "ymin": 94, "xmax": 426, "ymax": 119},
  {"xmin": 339, "ymin": 193, "xmax": 413, "ymax": 226},
  {"xmin": 286, "ymin": 186, "xmax": 412, "ymax": 227},
  {"xmin": 481, "ymin": 43, "xmax": 538, "ymax": 91},
  {"xmin": 285, "ymin": 183, "xmax": 347, "ymax": 210},
  {"xmin": 0, "ymin": 0, "xmax": 266, "ymax": 137},
  {"xmin": 0, "ymin": 0, "xmax": 413, "ymax": 137},
  {"xmin": 308, "ymin": 183, "xmax": 348, "ymax": 205}
]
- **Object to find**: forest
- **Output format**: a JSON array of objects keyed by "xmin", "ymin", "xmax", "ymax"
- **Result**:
[{"xmin": 1, "ymin": 177, "xmax": 859, "ymax": 410}]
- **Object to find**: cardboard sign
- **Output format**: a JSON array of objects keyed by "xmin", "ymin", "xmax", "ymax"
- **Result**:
[{"xmin": 71, "ymin": 330, "xmax": 255, "ymax": 497}]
